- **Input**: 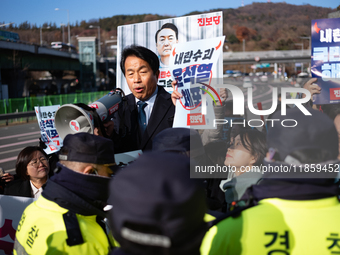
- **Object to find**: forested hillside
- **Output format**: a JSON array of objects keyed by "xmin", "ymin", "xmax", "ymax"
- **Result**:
[{"xmin": 3, "ymin": 2, "xmax": 339, "ymax": 53}]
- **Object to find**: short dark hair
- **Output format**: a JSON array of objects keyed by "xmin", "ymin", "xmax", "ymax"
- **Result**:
[
  {"xmin": 16, "ymin": 146, "xmax": 48, "ymax": 180},
  {"xmin": 155, "ymin": 23, "xmax": 178, "ymax": 43},
  {"xmin": 239, "ymin": 129, "xmax": 267, "ymax": 166},
  {"xmin": 74, "ymin": 103, "xmax": 108, "ymax": 138},
  {"xmin": 120, "ymin": 45, "xmax": 159, "ymax": 76}
]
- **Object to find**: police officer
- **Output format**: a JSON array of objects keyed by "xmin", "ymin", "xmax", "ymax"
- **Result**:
[
  {"xmin": 201, "ymin": 107, "xmax": 340, "ymax": 255},
  {"xmin": 14, "ymin": 132, "xmax": 118, "ymax": 255}
]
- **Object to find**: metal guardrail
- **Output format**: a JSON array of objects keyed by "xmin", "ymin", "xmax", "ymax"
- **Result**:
[{"xmin": 0, "ymin": 111, "xmax": 36, "ymax": 125}]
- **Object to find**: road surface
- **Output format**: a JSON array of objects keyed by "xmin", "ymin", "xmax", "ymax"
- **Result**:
[{"xmin": 0, "ymin": 122, "xmax": 40, "ymax": 174}]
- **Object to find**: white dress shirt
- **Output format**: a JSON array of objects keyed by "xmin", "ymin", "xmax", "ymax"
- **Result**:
[
  {"xmin": 30, "ymin": 181, "xmax": 43, "ymax": 199},
  {"xmin": 135, "ymin": 86, "xmax": 158, "ymax": 126}
]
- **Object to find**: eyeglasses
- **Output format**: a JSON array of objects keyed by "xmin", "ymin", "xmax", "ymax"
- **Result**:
[{"xmin": 28, "ymin": 157, "xmax": 48, "ymax": 168}]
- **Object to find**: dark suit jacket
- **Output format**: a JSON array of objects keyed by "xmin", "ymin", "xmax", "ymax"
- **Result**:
[
  {"xmin": 110, "ymin": 86, "xmax": 175, "ymax": 153},
  {"xmin": 4, "ymin": 179, "xmax": 32, "ymax": 198}
]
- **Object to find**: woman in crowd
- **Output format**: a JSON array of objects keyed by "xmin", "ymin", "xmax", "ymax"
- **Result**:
[
  {"xmin": 220, "ymin": 128, "xmax": 267, "ymax": 211},
  {"xmin": 4, "ymin": 146, "xmax": 49, "ymax": 198}
]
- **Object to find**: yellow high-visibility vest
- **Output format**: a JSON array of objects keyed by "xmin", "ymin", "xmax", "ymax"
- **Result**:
[
  {"xmin": 201, "ymin": 197, "xmax": 340, "ymax": 255},
  {"xmin": 14, "ymin": 195, "xmax": 110, "ymax": 255}
]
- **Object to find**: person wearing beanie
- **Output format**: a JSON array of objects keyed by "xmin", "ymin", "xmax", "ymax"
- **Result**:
[
  {"xmin": 107, "ymin": 151, "xmax": 208, "ymax": 255},
  {"xmin": 14, "ymin": 133, "xmax": 118, "ymax": 255},
  {"xmin": 201, "ymin": 107, "xmax": 340, "ymax": 255},
  {"xmin": 152, "ymin": 127, "xmax": 227, "ymax": 220},
  {"xmin": 152, "ymin": 127, "xmax": 206, "ymax": 165}
]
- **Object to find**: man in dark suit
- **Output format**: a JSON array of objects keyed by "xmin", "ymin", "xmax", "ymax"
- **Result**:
[{"xmin": 106, "ymin": 45, "xmax": 175, "ymax": 153}]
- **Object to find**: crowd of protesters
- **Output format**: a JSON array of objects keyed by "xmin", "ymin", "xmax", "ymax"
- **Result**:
[{"xmin": 0, "ymin": 45, "xmax": 339, "ymax": 254}]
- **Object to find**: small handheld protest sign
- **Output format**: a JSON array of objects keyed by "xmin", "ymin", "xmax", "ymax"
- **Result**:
[{"xmin": 35, "ymin": 105, "xmax": 63, "ymax": 154}]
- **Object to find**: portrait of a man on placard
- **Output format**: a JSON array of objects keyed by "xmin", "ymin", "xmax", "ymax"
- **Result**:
[{"xmin": 155, "ymin": 23, "xmax": 179, "ymax": 68}]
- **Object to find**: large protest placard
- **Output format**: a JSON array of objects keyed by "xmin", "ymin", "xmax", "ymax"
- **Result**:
[
  {"xmin": 116, "ymin": 11, "xmax": 223, "ymax": 94},
  {"xmin": 169, "ymin": 36, "xmax": 225, "ymax": 129},
  {"xmin": 0, "ymin": 195, "xmax": 34, "ymax": 255},
  {"xmin": 311, "ymin": 17, "xmax": 340, "ymax": 104},
  {"xmin": 35, "ymin": 105, "xmax": 63, "ymax": 154}
]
